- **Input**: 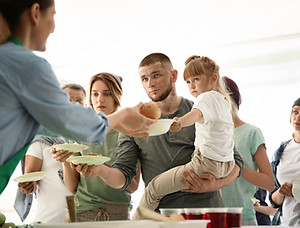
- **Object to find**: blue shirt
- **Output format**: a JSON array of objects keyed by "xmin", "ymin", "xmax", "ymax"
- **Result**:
[{"xmin": 0, "ymin": 41, "xmax": 109, "ymax": 166}]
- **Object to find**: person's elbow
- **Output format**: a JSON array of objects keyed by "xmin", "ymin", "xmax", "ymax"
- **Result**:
[
  {"xmin": 126, "ymin": 180, "xmax": 139, "ymax": 193},
  {"xmin": 266, "ymin": 178, "xmax": 275, "ymax": 192}
]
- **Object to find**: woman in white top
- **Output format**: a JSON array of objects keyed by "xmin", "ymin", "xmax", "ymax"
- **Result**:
[
  {"xmin": 269, "ymin": 97, "xmax": 300, "ymax": 226},
  {"xmin": 17, "ymin": 84, "xmax": 87, "ymax": 223}
]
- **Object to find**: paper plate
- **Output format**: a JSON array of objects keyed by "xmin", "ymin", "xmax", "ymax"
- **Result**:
[
  {"xmin": 251, "ymin": 197, "xmax": 260, "ymax": 204},
  {"xmin": 148, "ymin": 119, "xmax": 175, "ymax": 136},
  {"xmin": 13, "ymin": 171, "xmax": 48, "ymax": 183},
  {"xmin": 51, "ymin": 143, "xmax": 89, "ymax": 152},
  {"xmin": 66, "ymin": 155, "xmax": 111, "ymax": 165},
  {"xmin": 292, "ymin": 180, "xmax": 300, "ymax": 202}
]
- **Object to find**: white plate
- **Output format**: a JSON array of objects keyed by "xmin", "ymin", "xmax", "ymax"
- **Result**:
[
  {"xmin": 51, "ymin": 143, "xmax": 89, "ymax": 152},
  {"xmin": 13, "ymin": 171, "xmax": 48, "ymax": 183},
  {"xmin": 251, "ymin": 197, "xmax": 260, "ymax": 204},
  {"xmin": 292, "ymin": 180, "xmax": 300, "ymax": 202},
  {"xmin": 66, "ymin": 155, "xmax": 111, "ymax": 165},
  {"xmin": 149, "ymin": 119, "xmax": 175, "ymax": 136}
]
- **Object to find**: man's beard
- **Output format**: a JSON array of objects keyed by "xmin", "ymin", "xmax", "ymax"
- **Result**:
[{"xmin": 149, "ymin": 83, "xmax": 173, "ymax": 102}]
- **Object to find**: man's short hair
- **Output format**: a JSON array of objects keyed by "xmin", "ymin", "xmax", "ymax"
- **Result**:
[
  {"xmin": 62, "ymin": 83, "xmax": 86, "ymax": 96},
  {"xmin": 139, "ymin": 53, "xmax": 173, "ymax": 69}
]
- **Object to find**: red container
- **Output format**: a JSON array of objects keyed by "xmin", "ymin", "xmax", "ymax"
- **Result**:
[
  {"xmin": 184, "ymin": 208, "xmax": 206, "ymax": 220},
  {"xmin": 226, "ymin": 207, "xmax": 242, "ymax": 228},
  {"xmin": 203, "ymin": 208, "xmax": 227, "ymax": 228}
]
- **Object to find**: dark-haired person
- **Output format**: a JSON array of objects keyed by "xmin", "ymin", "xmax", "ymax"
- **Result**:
[
  {"xmin": 221, "ymin": 76, "xmax": 274, "ymax": 226},
  {"xmin": 269, "ymin": 98, "xmax": 300, "ymax": 226},
  {"xmin": 0, "ymin": 0, "xmax": 154, "ymax": 194}
]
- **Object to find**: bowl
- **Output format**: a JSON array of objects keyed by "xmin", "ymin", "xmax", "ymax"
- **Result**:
[{"xmin": 148, "ymin": 119, "xmax": 175, "ymax": 136}]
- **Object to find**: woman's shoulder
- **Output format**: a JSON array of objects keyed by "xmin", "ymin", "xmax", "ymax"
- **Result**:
[
  {"xmin": 0, "ymin": 43, "xmax": 52, "ymax": 80},
  {"xmin": 238, "ymin": 122, "xmax": 262, "ymax": 133}
]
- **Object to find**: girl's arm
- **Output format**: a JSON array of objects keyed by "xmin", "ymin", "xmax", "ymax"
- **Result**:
[
  {"xmin": 241, "ymin": 144, "xmax": 275, "ymax": 191},
  {"xmin": 170, "ymin": 109, "xmax": 202, "ymax": 132}
]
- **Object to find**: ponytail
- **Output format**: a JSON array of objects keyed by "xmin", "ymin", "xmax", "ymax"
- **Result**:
[{"xmin": 0, "ymin": 12, "xmax": 11, "ymax": 44}]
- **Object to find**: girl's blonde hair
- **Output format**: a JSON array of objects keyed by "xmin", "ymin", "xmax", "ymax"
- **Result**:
[
  {"xmin": 184, "ymin": 55, "xmax": 235, "ymax": 111},
  {"xmin": 88, "ymin": 72, "xmax": 123, "ymax": 113},
  {"xmin": 0, "ymin": 12, "xmax": 11, "ymax": 44}
]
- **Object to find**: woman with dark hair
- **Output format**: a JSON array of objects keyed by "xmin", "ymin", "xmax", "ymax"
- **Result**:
[
  {"xmin": 0, "ymin": 0, "xmax": 154, "ymax": 194},
  {"xmin": 221, "ymin": 76, "xmax": 274, "ymax": 226},
  {"xmin": 269, "ymin": 98, "xmax": 300, "ymax": 226}
]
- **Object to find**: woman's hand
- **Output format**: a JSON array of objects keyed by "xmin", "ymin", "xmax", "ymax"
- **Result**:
[
  {"xmin": 51, "ymin": 148, "xmax": 73, "ymax": 164},
  {"xmin": 107, "ymin": 102, "xmax": 156, "ymax": 138},
  {"xmin": 75, "ymin": 164, "xmax": 102, "ymax": 178},
  {"xmin": 18, "ymin": 181, "xmax": 37, "ymax": 194}
]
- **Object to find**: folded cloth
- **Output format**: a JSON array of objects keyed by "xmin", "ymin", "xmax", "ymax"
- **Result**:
[{"xmin": 14, "ymin": 189, "xmax": 33, "ymax": 222}]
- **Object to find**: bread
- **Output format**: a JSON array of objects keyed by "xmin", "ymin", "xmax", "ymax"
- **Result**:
[{"xmin": 139, "ymin": 102, "xmax": 161, "ymax": 120}]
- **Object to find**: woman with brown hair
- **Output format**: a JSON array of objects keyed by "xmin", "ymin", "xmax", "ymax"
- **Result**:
[{"xmin": 54, "ymin": 73, "xmax": 141, "ymax": 221}]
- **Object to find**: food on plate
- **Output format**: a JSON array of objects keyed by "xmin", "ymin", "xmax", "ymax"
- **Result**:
[
  {"xmin": 139, "ymin": 102, "xmax": 161, "ymax": 120},
  {"xmin": 51, "ymin": 141, "xmax": 89, "ymax": 153}
]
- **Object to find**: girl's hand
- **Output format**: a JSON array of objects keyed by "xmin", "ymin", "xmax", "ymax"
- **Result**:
[
  {"xmin": 170, "ymin": 117, "xmax": 182, "ymax": 132},
  {"xmin": 75, "ymin": 164, "xmax": 102, "ymax": 178}
]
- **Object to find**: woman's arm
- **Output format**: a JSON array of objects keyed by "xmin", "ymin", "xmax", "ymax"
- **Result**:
[
  {"xmin": 52, "ymin": 149, "xmax": 79, "ymax": 193},
  {"xmin": 254, "ymin": 203, "xmax": 278, "ymax": 216},
  {"xmin": 75, "ymin": 163, "xmax": 126, "ymax": 189},
  {"xmin": 271, "ymin": 182, "xmax": 293, "ymax": 206},
  {"xmin": 241, "ymin": 144, "xmax": 274, "ymax": 191},
  {"xmin": 18, "ymin": 155, "xmax": 42, "ymax": 194},
  {"xmin": 107, "ymin": 104, "xmax": 155, "ymax": 138}
]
